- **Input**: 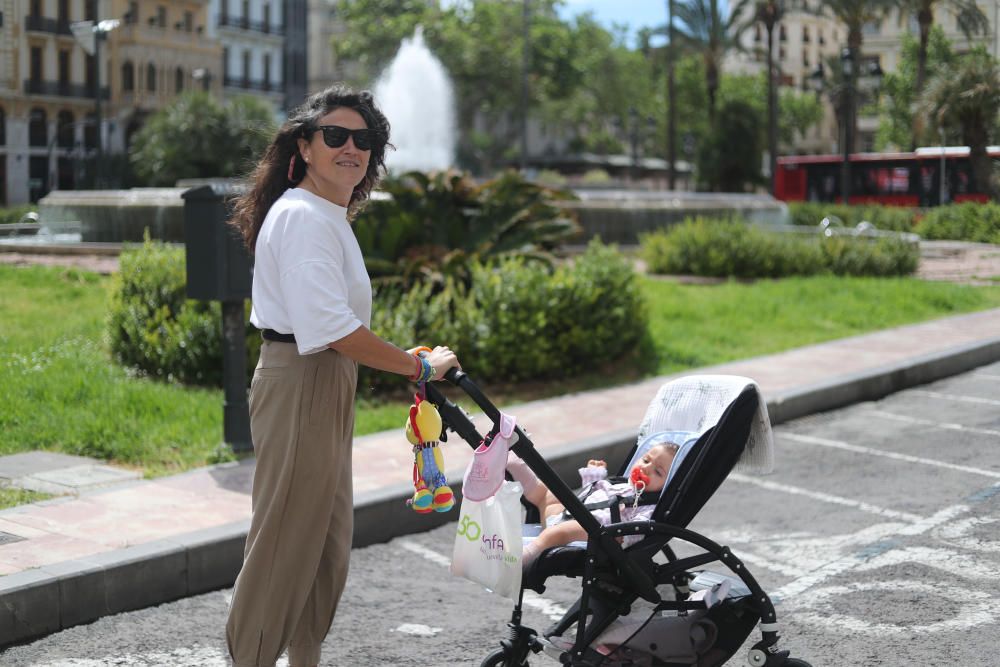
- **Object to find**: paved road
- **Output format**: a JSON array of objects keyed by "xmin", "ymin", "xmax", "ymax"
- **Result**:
[{"xmin": 5, "ymin": 363, "xmax": 1000, "ymax": 666}]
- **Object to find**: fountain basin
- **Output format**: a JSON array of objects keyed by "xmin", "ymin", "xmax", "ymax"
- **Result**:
[
  {"xmin": 562, "ymin": 190, "xmax": 789, "ymax": 245},
  {"xmin": 38, "ymin": 188, "xmax": 187, "ymax": 243}
]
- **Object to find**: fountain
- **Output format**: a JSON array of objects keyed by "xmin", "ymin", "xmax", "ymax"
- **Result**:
[{"xmin": 374, "ymin": 26, "xmax": 456, "ymax": 173}]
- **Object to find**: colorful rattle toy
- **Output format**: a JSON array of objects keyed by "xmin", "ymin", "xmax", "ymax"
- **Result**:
[{"xmin": 404, "ymin": 351, "xmax": 454, "ymax": 514}]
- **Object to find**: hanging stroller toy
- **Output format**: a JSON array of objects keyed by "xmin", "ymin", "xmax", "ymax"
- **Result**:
[{"xmin": 405, "ymin": 387, "xmax": 455, "ymax": 514}]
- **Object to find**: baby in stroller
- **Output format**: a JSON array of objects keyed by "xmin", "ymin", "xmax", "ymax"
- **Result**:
[{"xmin": 508, "ymin": 439, "xmax": 680, "ymax": 568}]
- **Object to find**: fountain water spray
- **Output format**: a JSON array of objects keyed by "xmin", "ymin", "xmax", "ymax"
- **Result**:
[{"xmin": 374, "ymin": 26, "xmax": 456, "ymax": 173}]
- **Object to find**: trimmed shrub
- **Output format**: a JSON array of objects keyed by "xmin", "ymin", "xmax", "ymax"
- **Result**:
[
  {"xmin": 365, "ymin": 239, "xmax": 647, "ymax": 388},
  {"xmin": 916, "ymin": 202, "xmax": 1000, "ymax": 244},
  {"xmin": 107, "ymin": 238, "xmax": 260, "ymax": 386},
  {"xmin": 788, "ymin": 202, "xmax": 917, "ymax": 232},
  {"xmin": 110, "ymin": 238, "xmax": 646, "ymax": 391},
  {"xmin": 641, "ymin": 218, "xmax": 919, "ymax": 279}
]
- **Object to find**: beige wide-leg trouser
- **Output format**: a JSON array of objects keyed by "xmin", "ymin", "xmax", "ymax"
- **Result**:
[{"xmin": 227, "ymin": 341, "xmax": 357, "ymax": 667}]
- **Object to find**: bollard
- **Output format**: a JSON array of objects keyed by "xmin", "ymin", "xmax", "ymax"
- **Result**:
[{"xmin": 181, "ymin": 184, "xmax": 253, "ymax": 453}]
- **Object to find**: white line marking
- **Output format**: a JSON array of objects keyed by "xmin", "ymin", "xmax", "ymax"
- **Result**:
[
  {"xmin": 781, "ymin": 433, "xmax": 1000, "ymax": 479},
  {"xmin": 974, "ymin": 373, "xmax": 1000, "ymax": 381},
  {"xmin": 728, "ymin": 473, "xmax": 924, "ymax": 522},
  {"xmin": 398, "ymin": 539, "xmax": 568, "ymax": 621},
  {"xmin": 773, "ymin": 506, "xmax": 965, "ymax": 599},
  {"xmin": 910, "ymin": 389, "xmax": 1000, "ymax": 407},
  {"xmin": 793, "ymin": 581, "xmax": 1000, "ymax": 636},
  {"xmin": 868, "ymin": 410, "xmax": 1000, "ymax": 438}
]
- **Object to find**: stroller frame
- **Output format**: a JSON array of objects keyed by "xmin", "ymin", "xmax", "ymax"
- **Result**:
[{"xmin": 427, "ymin": 370, "xmax": 806, "ymax": 667}]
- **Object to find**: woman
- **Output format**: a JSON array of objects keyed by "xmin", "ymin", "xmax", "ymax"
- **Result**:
[{"xmin": 225, "ymin": 85, "xmax": 460, "ymax": 667}]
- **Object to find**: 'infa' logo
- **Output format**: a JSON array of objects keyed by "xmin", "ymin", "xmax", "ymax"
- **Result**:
[{"xmin": 480, "ymin": 533, "xmax": 518, "ymax": 564}]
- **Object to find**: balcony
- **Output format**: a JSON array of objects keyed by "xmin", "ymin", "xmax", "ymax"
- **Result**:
[
  {"xmin": 218, "ymin": 15, "xmax": 283, "ymax": 35},
  {"xmin": 24, "ymin": 79, "xmax": 110, "ymax": 100},
  {"xmin": 24, "ymin": 15, "xmax": 73, "ymax": 36}
]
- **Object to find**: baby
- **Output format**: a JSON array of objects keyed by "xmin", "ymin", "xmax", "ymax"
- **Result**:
[{"xmin": 507, "ymin": 441, "xmax": 679, "ymax": 568}]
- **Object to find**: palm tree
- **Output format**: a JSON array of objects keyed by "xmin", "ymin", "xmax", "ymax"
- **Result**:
[
  {"xmin": 897, "ymin": 0, "xmax": 988, "ymax": 95},
  {"xmin": 918, "ymin": 50, "xmax": 1000, "ymax": 200},
  {"xmin": 751, "ymin": 0, "xmax": 784, "ymax": 194},
  {"xmin": 817, "ymin": 0, "xmax": 896, "ymax": 151},
  {"xmin": 673, "ymin": 0, "xmax": 751, "ymax": 128}
]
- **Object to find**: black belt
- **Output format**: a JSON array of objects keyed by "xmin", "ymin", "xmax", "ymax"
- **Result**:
[{"xmin": 262, "ymin": 329, "xmax": 296, "ymax": 343}]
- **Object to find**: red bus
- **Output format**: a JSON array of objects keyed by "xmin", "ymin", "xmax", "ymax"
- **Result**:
[{"xmin": 774, "ymin": 147, "xmax": 999, "ymax": 206}]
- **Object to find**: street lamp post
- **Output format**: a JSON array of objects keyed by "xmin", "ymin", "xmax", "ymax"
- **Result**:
[
  {"xmin": 839, "ymin": 47, "xmax": 854, "ymax": 204},
  {"xmin": 809, "ymin": 50, "xmax": 882, "ymax": 204},
  {"xmin": 520, "ymin": 0, "xmax": 531, "ymax": 172},
  {"xmin": 71, "ymin": 18, "xmax": 119, "ymax": 188}
]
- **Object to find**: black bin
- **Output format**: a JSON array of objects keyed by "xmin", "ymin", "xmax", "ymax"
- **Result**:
[{"xmin": 182, "ymin": 184, "xmax": 251, "ymax": 301}]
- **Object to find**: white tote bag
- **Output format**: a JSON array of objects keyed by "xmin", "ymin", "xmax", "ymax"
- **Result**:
[{"xmin": 450, "ymin": 480, "xmax": 523, "ymax": 599}]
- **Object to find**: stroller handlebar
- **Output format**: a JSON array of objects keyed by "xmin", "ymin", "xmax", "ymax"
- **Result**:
[{"xmin": 426, "ymin": 369, "xmax": 662, "ymax": 604}]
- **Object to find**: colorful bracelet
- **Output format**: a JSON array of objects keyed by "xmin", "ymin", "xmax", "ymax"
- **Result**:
[{"xmin": 413, "ymin": 356, "xmax": 435, "ymax": 384}]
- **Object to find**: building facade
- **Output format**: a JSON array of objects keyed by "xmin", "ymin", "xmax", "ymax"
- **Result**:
[{"xmin": 207, "ymin": 0, "xmax": 285, "ymax": 112}]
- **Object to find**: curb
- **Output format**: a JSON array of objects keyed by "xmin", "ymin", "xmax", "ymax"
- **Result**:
[{"xmin": 2, "ymin": 335, "xmax": 999, "ymax": 647}]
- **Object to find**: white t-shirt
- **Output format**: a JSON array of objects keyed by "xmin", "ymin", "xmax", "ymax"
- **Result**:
[{"xmin": 249, "ymin": 187, "xmax": 372, "ymax": 356}]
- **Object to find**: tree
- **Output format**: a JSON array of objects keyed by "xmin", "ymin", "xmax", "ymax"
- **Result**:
[
  {"xmin": 918, "ymin": 49, "xmax": 1000, "ymax": 199},
  {"xmin": 751, "ymin": 0, "xmax": 784, "ymax": 193},
  {"xmin": 696, "ymin": 98, "xmax": 764, "ymax": 190},
  {"xmin": 876, "ymin": 26, "xmax": 956, "ymax": 150},
  {"xmin": 129, "ymin": 93, "xmax": 275, "ymax": 186},
  {"xmin": 896, "ymin": 0, "xmax": 988, "ymax": 99},
  {"xmin": 673, "ymin": 0, "xmax": 750, "ymax": 127}
]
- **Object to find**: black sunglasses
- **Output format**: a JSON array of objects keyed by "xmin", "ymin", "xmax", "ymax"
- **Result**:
[{"xmin": 316, "ymin": 125, "xmax": 377, "ymax": 151}]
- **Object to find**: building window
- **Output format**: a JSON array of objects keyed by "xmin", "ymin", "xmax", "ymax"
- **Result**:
[
  {"xmin": 147, "ymin": 63, "xmax": 157, "ymax": 91},
  {"xmin": 184, "ymin": 11, "xmax": 193, "ymax": 31},
  {"xmin": 30, "ymin": 47, "xmax": 42, "ymax": 83},
  {"xmin": 263, "ymin": 3, "xmax": 271, "ymax": 32},
  {"xmin": 30, "ymin": 0, "xmax": 41, "ymax": 19},
  {"xmin": 29, "ymin": 108, "xmax": 47, "ymax": 147},
  {"xmin": 803, "ymin": 50, "xmax": 810, "ymax": 67},
  {"xmin": 223, "ymin": 47, "xmax": 229, "ymax": 79},
  {"xmin": 243, "ymin": 50, "xmax": 251, "ymax": 84},
  {"xmin": 86, "ymin": 54, "xmax": 95, "ymax": 90},
  {"xmin": 0, "ymin": 107, "xmax": 6, "ymax": 146},
  {"xmin": 263, "ymin": 54, "xmax": 271, "ymax": 88},
  {"xmin": 754, "ymin": 25, "xmax": 761, "ymax": 42},
  {"xmin": 779, "ymin": 46, "xmax": 786, "ymax": 60},
  {"xmin": 157, "ymin": 5, "xmax": 166, "ymax": 28},
  {"xmin": 175, "ymin": 67, "xmax": 184, "ymax": 93},
  {"xmin": 58, "ymin": 0, "xmax": 68, "ymax": 26},
  {"xmin": 802, "ymin": 26, "xmax": 810, "ymax": 42},
  {"xmin": 242, "ymin": 0, "xmax": 250, "ymax": 27},
  {"xmin": 122, "ymin": 61, "xmax": 134, "ymax": 91},
  {"xmin": 779, "ymin": 24, "xmax": 787, "ymax": 41},
  {"xmin": 57, "ymin": 110, "xmax": 74, "ymax": 149},
  {"xmin": 85, "ymin": 0, "xmax": 97, "ymax": 21},
  {"xmin": 818, "ymin": 29, "xmax": 825, "ymax": 45},
  {"xmin": 59, "ymin": 50, "xmax": 70, "ymax": 86},
  {"xmin": 125, "ymin": 1, "xmax": 138, "ymax": 24}
]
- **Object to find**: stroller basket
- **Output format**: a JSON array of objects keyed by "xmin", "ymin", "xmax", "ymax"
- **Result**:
[{"xmin": 426, "ymin": 369, "xmax": 811, "ymax": 667}]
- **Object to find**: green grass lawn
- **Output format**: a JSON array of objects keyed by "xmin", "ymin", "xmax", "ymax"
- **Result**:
[{"xmin": 3, "ymin": 263, "xmax": 1000, "ymax": 501}]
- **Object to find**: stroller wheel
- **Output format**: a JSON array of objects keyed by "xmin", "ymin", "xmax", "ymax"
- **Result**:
[{"xmin": 480, "ymin": 648, "xmax": 529, "ymax": 667}]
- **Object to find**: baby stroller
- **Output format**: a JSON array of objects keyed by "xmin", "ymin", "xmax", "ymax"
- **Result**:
[{"xmin": 425, "ymin": 369, "xmax": 814, "ymax": 667}]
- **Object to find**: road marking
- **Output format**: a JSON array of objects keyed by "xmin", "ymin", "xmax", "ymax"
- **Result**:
[
  {"xmin": 728, "ymin": 473, "xmax": 923, "ymax": 522},
  {"xmin": 974, "ymin": 373, "xmax": 1000, "ymax": 381},
  {"xmin": 397, "ymin": 539, "xmax": 568, "ymax": 621},
  {"xmin": 793, "ymin": 581, "xmax": 1000, "ymax": 636},
  {"xmin": 910, "ymin": 389, "xmax": 1000, "ymax": 407},
  {"xmin": 933, "ymin": 515, "xmax": 1000, "ymax": 554},
  {"xmin": 868, "ymin": 409, "xmax": 1000, "ymax": 438},
  {"xmin": 772, "ymin": 506, "xmax": 964, "ymax": 599},
  {"xmin": 781, "ymin": 433, "xmax": 1000, "ymax": 479}
]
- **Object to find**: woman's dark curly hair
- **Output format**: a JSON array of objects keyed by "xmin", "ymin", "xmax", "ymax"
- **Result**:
[{"xmin": 229, "ymin": 84, "xmax": 392, "ymax": 252}]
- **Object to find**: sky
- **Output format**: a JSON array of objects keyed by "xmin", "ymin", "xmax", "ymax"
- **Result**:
[{"xmin": 555, "ymin": 0, "xmax": 668, "ymax": 45}]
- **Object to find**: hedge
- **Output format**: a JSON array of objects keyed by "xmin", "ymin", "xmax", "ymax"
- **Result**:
[
  {"xmin": 915, "ymin": 202, "xmax": 1000, "ymax": 244},
  {"xmin": 107, "ymin": 239, "xmax": 646, "ymax": 391},
  {"xmin": 787, "ymin": 202, "xmax": 916, "ymax": 232},
  {"xmin": 641, "ymin": 218, "xmax": 919, "ymax": 279}
]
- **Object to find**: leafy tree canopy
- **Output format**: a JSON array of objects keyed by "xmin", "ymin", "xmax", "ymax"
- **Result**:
[{"xmin": 129, "ymin": 93, "xmax": 276, "ymax": 186}]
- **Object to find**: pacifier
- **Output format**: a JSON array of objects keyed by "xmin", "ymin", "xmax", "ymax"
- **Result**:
[{"xmin": 629, "ymin": 467, "xmax": 650, "ymax": 493}]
